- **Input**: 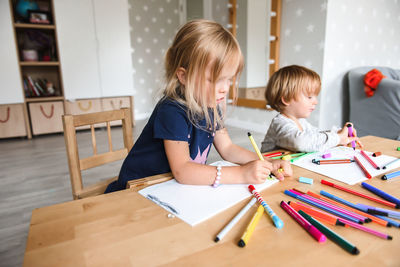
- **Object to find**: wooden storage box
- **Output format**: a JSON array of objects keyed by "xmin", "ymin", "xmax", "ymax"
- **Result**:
[
  {"xmin": 0, "ymin": 104, "xmax": 27, "ymax": 138},
  {"xmin": 65, "ymin": 99, "xmax": 102, "ymax": 129},
  {"xmin": 101, "ymin": 96, "xmax": 133, "ymax": 126},
  {"xmin": 29, "ymin": 101, "xmax": 64, "ymax": 135},
  {"xmin": 238, "ymin": 87, "xmax": 266, "ymax": 101},
  {"xmin": 65, "ymin": 99, "xmax": 102, "ymax": 115}
]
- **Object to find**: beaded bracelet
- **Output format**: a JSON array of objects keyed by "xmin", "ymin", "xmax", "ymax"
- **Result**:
[{"xmin": 212, "ymin": 164, "xmax": 222, "ymax": 188}]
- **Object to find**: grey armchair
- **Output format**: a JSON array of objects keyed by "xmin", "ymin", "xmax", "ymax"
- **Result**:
[{"xmin": 346, "ymin": 66, "xmax": 400, "ymax": 140}]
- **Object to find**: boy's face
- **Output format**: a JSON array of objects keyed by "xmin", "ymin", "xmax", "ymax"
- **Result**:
[{"xmin": 283, "ymin": 92, "xmax": 318, "ymax": 119}]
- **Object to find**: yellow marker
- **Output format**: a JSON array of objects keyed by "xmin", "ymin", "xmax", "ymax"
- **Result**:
[
  {"xmin": 238, "ymin": 205, "xmax": 264, "ymax": 247},
  {"xmin": 247, "ymin": 132, "xmax": 264, "ymax": 161},
  {"xmin": 282, "ymin": 155, "xmax": 292, "ymax": 161}
]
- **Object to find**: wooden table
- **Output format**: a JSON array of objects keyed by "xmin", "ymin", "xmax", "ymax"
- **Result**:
[{"xmin": 24, "ymin": 136, "xmax": 400, "ymax": 266}]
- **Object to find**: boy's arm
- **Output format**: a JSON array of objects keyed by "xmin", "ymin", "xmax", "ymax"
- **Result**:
[{"xmin": 274, "ymin": 120, "xmax": 340, "ymax": 152}]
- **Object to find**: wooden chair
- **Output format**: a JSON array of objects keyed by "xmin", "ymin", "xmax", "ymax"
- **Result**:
[
  {"xmin": 127, "ymin": 172, "xmax": 174, "ymax": 191},
  {"xmin": 62, "ymin": 108, "xmax": 133, "ymax": 199}
]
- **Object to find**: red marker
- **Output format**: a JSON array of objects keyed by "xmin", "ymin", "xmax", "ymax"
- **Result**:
[
  {"xmin": 360, "ymin": 150, "xmax": 380, "ymax": 170},
  {"xmin": 321, "ymin": 179, "xmax": 397, "ymax": 209},
  {"xmin": 263, "ymin": 151, "xmax": 285, "ymax": 158},
  {"xmin": 353, "ymin": 155, "xmax": 372, "ymax": 179}
]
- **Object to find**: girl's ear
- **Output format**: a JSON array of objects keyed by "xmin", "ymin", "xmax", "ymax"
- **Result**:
[
  {"xmin": 176, "ymin": 67, "xmax": 186, "ymax": 85},
  {"xmin": 281, "ymin": 96, "xmax": 290, "ymax": 106}
]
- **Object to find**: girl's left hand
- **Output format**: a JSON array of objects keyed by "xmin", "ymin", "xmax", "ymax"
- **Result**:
[{"xmin": 269, "ymin": 159, "xmax": 292, "ymax": 181}]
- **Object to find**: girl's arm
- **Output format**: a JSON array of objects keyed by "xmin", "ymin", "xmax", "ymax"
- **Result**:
[
  {"xmin": 213, "ymin": 128, "xmax": 258, "ymax": 164},
  {"xmin": 213, "ymin": 128, "xmax": 292, "ymax": 179},
  {"xmin": 164, "ymin": 139, "xmax": 274, "ymax": 185}
]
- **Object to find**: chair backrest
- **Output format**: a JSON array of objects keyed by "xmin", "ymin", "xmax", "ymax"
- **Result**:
[{"xmin": 62, "ymin": 108, "xmax": 133, "ymax": 199}]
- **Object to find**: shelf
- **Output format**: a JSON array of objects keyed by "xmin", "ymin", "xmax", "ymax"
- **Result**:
[
  {"xmin": 20, "ymin": 61, "xmax": 59, "ymax": 67},
  {"xmin": 14, "ymin": 23, "xmax": 55, "ymax": 30},
  {"xmin": 26, "ymin": 96, "xmax": 64, "ymax": 103}
]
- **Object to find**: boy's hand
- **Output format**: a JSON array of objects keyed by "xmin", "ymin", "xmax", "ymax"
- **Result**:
[{"xmin": 337, "ymin": 122, "xmax": 359, "ymax": 147}]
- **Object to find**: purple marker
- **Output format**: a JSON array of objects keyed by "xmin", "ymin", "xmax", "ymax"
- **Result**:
[{"xmin": 346, "ymin": 123, "xmax": 356, "ymax": 150}]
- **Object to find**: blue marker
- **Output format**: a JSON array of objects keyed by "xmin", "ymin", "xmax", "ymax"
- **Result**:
[
  {"xmin": 361, "ymin": 182, "xmax": 400, "ymax": 208},
  {"xmin": 382, "ymin": 170, "xmax": 400, "ymax": 180},
  {"xmin": 249, "ymin": 185, "xmax": 283, "ymax": 228},
  {"xmin": 320, "ymin": 190, "xmax": 361, "ymax": 210}
]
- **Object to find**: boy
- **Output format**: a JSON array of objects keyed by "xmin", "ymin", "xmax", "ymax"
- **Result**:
[{"xmin": 261, "ymin": 65, "xmax": 360, "ymax": 153}]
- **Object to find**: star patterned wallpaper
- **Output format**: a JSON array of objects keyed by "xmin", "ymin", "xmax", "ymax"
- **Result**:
[
  {"xmin": 128, "ymin": 0, "xmax": 181, "ymax": 119},
  {"xmin": 127, "ymin": 0, "xmax": 400, "ymax": 135},
  {"xmin": 228, "ymin": 0, "xmax": 400, "ymax": 133},
  {"xmin": 320, "ymin": 0, "xmax": 400, "ymax": 129}
]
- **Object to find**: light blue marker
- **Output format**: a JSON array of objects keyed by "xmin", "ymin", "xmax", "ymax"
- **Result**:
[{"xmin": 249, "ymin": 185, "xmax": 283, "ymax": 228}]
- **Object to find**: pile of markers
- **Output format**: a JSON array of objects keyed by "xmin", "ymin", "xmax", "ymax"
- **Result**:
[
  {"xmin": 311, "ymin": 150, "xmax": 400, "ymax": 180},
  {"xmin": 282, "ymin": 180, "xmax": 400, "ymax": 254}
]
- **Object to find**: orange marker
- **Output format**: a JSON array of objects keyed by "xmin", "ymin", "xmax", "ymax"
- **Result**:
[
  {"xmin": 288, "ymin": 201, "xmax": 344, "ymax": 226},
  {"xmin": 306, "ymin": 191, "xmax": 389, "ymax": 227}
]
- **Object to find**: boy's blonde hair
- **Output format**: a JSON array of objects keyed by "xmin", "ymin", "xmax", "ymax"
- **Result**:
[
  {"xmin": 164, "ymin": 19, "xmax": 243, "ymax": 131},
  {"xmin": 265, "ymin": 65, "xmax": 321, "ymax": 113}
]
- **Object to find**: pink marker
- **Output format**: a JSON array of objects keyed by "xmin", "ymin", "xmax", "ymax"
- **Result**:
[
  {"xmin": 346, "ymin": 124, "xmax": 356, "ymax": 150},
  {"xmin": 280, "ymin": 201, "xmax": 326, "ymax": 243},
  {"xmin": 289, "ymin": 190, "xmax": 368, "ymax": 223}
]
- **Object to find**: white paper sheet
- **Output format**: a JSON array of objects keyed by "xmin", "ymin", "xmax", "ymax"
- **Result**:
[
  {"xmin": 138, "ymin": 161, "xmax": 279, "ymax": 226},
  {"xmin": 292, "ymin": 146, "xmax": 400, "ymax": 185}
]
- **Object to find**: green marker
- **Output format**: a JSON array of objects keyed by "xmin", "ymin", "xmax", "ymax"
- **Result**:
[
  {"xmin": 298, "ymin": 210, "xmax": 360, "ymax": 255},
  {"xmin": 290, "ymin": 152, "xmax": 317, "ymax": 163}
]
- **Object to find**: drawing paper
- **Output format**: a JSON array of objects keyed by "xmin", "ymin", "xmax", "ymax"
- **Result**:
[{"xmin": 139, "ymin": 161, "xmax": 278, "ymax": 226}]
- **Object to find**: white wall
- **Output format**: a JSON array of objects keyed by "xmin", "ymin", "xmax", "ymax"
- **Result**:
[
  {"xmin": 320, "ymin": 0, "xmax": 400, "ymax": 129},
  {"xmin": 245, "ymin": 0, "xmax": 269, "ymax": 87},
  {"xmin": 0, "ymin": 0, "xmax": 23, "ymax": 104}
]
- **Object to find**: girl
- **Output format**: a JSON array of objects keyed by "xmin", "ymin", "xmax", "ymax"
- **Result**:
[
  {"xmin": 105, "ymin": 20, "xmax": 291, "ymax": 193},
  {"xmin": 261, "ymin": 65, "xmax": 361, "ymax": 153}
]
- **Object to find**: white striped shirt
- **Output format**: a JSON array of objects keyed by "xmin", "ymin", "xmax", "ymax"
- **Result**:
[{"xmin": 261, "ymin": 113, "xmax": 340, "ymax": 153}]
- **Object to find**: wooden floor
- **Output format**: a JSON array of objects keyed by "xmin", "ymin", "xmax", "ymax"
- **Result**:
[{"xmin": 0, "ymin": 120, "xmax": 263, "ymax": 267}]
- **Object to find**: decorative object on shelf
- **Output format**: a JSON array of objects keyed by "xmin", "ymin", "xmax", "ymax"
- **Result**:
[
  {"xmin": 28, "ymin": 10, "xmax": 50, "ymax": 24},
  {"xmin": 16, "ymin": 0, "xmax": 39, "ymax": 19},
  {"xmin": 21, "ymin": 30, "xmax": 55, "ymax": 61},
  {"xmin": 46, "ymin": 82, "xmax": 55, "ymax": 95},
  {"xmin": 22, "ymin": 49, "xmax": 38, "ymax": 61}
]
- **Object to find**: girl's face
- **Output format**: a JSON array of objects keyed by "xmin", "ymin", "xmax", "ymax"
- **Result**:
[
  {"xmin": 283, "ymin": 92, "xmax": 318, "ymax": 119},
  {"xmin": 205, "ymin": 58, "xmax": 239, "ymax": 107}
]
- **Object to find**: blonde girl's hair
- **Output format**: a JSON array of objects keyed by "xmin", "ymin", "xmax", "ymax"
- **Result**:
[
  {"xmin": 265, "ymin": 65, "xmax": 321, "ymax": 113},
  {"xmin": 164, "ymin": 19, "xmax": 243, "ymax": 132}
]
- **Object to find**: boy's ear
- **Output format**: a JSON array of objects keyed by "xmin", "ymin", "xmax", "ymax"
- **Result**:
[
  {"xmin": 176, "ymin": 67, "xmax": 186, "ymax": 85},
  {"xmin": 281, "ymin": 96, "xmax": 290, "ymax": 106}
]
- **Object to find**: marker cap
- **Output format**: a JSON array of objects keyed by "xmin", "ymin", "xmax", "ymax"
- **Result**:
[
  {"xmin": 309, "ymin": 225, "xmax": 327, "ymax": 243},
  {"xmin": 272, "ymin": 215, "xmax": 284, "ymax": 229}
]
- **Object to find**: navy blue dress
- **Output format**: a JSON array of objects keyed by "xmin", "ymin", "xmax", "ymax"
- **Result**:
[{"xmin": 105, "ymin": 98, "xmax": 216, "ymax": 193}]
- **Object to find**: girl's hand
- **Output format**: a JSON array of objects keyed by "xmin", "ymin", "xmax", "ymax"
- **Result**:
[
  {"xmin": 240, "ymin": 160, "xmax": 274, "ymax": 184},
  {"xmin": 269, "ymin": 159, "xmax": 293, "ymax": 181}
]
